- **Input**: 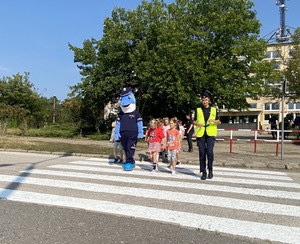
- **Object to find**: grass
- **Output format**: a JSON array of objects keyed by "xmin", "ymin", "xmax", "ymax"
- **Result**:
[
  {"xmin": 0, "ymin": 125, "xmax": 146, "ymax": 155},
  {"xmin": 5, "ymin": 125, "xmax": 110, "ymax": 140},
  {"xmin": 0, "ymin": 138, "xmax": 113, "ymax": 155}
]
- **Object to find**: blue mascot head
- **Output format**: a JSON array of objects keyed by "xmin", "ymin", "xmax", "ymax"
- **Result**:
[{"xmin": 119, "ymin": 87, "xmax": 136, "ymax": 113}]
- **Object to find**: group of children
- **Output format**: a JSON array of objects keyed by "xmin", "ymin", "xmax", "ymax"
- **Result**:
[
  {"xmin": 145, "ymin": 117, "xmax": 184, "ymax": 175},
  {"xmin": 110, "ymin": 117, "xmax": 186, "ymax": 175}
]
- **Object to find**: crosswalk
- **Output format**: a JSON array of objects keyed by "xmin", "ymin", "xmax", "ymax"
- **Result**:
[{"xmin": 0, "ymin": 157, "xmax": 300, "ymax": 243}]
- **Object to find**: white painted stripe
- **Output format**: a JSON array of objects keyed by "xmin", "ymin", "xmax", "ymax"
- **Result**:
[
  {"xmin": 1, "ymin": 174, "xmax": 299, "ymax": 217},
  {"xmin": 86, "ymin": 158, "xmax": 288, "ymax": 176},
  {"xmin": 49, "ymin": 164, "xmax": 300, "ymax": 189},
  {"xmin": 86, "ymin": 158, "xmax": 114, "ymax": 162},
  {"xmin": 22, "ymin": 169, "xmax": 300, "ymax": 200},
  {"xmin": 1, "ymin": 189, "xmax": 299, "ymax": 244},
  {"xmin": 69, "ymin": 160, "xmax": 292, "ymax": 181},
  {"xmin": 209, "ymin": 166, "xmax": 287, "ymax": 176},
  {"xmin": 211, "ymin": 171, "xmax": 291, "ymax": 180}
]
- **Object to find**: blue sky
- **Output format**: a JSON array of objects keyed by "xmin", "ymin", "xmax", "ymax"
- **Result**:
[{"xmin": 1, "ymin": 0, "xmax": 299, "ymax": 101}]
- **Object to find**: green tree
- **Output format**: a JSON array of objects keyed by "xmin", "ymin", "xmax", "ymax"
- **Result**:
[
  {"xmin": 69, "ymin": 0, "xmax": 274, "ymax": 124},
  {"xmin": 0, "ymin": 72, "xmax": 48, "ymax": 131},
  {"xmin": 284, "ymin": 28, "xmax": 300, "ymax": 100}
]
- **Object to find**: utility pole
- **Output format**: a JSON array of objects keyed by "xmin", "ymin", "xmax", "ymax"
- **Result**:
[
  {"xmin": 273, "ymin": 0, "xmax": 291, "ymax": 160},
  {"xmin": 53, "ymin": 96, "xmax": 56, "ymax": 124},
  {"xmin": 281, "ymin": 78, "xmax": 286, "ymax": 160},
  {"xmin": 268, "ymin": 0, "xmax": 291, "ymax": 43},
  {"xmin": 275, "ymin": 0, "xmax": 291, "ymax": 42}
]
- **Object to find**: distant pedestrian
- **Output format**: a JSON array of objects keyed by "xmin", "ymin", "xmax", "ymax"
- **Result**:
[
  {"xmin": 178, "ymin": 120, "xmax": 185, "ymax": 147},
  {"xmin": 294, "ymin": 113, "xmax": 300, "ymax": 139},
  {"xmin": 146, "ymin": 119, "xmax": 165, "ymax": 173},
  {"xmin": 185, "ymin": 113, "xmax": 194, "ymax": 152},
  {"xmin": 110, "ymin": 120, "xmax": 124, "ymax": 163},
  {"xmin": 166, "ymin": 117, "xmax": 181, "ymax": 176},
  {"xmin": 193, "ymin": 91, "xmax": 221, "ymax": 180},
  {"xmin": 269, "ymin": 114, "xmax": 278, "ymax": 139},
  {"xmin": 284, "ymin": 116, "xmax": 290, "ymax": 139}
]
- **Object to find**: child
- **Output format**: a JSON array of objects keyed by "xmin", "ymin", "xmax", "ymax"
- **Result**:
[
  {"xmin": 162, "ymin": 117, "xmax": 170, "ymax": 158},
  {"xmin": 156, "ymin": 118, "xmax": 164, "ymax": 161},
  {"xmin": 110, "ymin": 120, "xmax": 124, "ymax": 163},
  {"xmin": 146, "ymin": 118, "xmax": 165, "ymax": 173},
  {"xmin": 166, "ymin": 117, "xmax": 181, "ymax": 175}
]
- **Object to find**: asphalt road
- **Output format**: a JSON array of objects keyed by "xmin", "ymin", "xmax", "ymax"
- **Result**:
[
  {"xmin": 0, "ymin": 200, "xmax": 265, "ymax": 244},
  {"xmin": 0, "ymin": 152, "xmax": 299, "ymax": 244}
]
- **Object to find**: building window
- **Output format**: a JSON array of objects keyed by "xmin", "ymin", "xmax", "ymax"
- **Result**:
[
  {"xmin": 264, "ymin": 103, "xmax": 279, "ymax": 111},
  {"xmin": 265, "ymin": 50, "xmax": 279, "ymax": 59},
  {"xmin": 289, "ymin": 49, "xmax": 296, "ymax": 58},
  {"xmin": 264, "ymin": 114, "xmax": 270, "ymax": 121},
  {"xmin": 264, "ymin": 114, "xmax": 278, "ymax": 121},
  {"xmin": 273, "ymin": 62, "xmax": 281, "ymax": 70},
  {"xmin": 221, "ymin": 116, "xmax": 257, "ymax": 124},
  {"xmin": 288, "ymin": 102, "xmax": 300, "ymax": 110},
  {"xmin": 265, "ymin": 104, "xmax": 270, "ymax": 110},
  {"xmin": 264, "ymin": 79, "xmax": 281, "ymax": 86},
  {"xmin": 249, "ymin": 103, "xmax": 257, "ymax": 109}
]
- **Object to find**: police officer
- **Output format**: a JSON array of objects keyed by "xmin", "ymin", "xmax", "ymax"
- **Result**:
[
  {"xmin": 193, "ymin": 91, "xmax": 221, "ymax": 180},
  {"xmin": 268, "ymin": 114, "xmax": 278, "ymax": 139}
]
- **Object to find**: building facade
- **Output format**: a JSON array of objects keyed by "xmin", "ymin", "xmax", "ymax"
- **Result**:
[{"xmin": 218, "ymin": 42, "xmax": 300, "ymax": 130}]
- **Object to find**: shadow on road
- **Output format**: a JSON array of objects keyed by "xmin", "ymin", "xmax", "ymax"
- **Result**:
[{"xmin": 0, "ymin": 153, "xmax": 73, "ymax": 199}]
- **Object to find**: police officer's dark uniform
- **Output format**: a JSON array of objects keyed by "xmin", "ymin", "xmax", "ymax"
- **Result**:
[
  {"xmin": 185, "ymin": 114, "xmax": 194, "ymax": 152},
  {"xmin": 268, "ymin": 115, "xmax": 278, "ymax": 139},
  {"xmin": 193, "ymin": 91, "xmax": 220, "ymax": 180}
]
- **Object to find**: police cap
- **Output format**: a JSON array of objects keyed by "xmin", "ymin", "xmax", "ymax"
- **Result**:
[{"xmin": 120, "ymin": 87, "xmax": 132, "ymax": 97}]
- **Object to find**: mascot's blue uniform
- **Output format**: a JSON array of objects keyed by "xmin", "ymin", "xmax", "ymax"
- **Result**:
[{"xmin": 114, "ymin": 87, "xmax": 144, "ymax": 171}]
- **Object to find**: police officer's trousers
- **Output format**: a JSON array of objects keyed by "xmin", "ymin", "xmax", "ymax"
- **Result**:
[{"xmin": 196, "ymin": 136, "xmax": 215, "ymax": 172}]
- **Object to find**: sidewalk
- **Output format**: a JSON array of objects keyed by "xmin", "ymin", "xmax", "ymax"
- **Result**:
[
  {"xmin": 135, "ymin": 139, "xmax": 300, "ymax": 170},
  {"xmin": 2, "ymin": 136, "xmax": 299, "ymax": 170}
]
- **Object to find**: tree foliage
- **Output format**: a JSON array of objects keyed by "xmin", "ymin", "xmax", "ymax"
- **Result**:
[
  {"xmin": 69, "ymin": 0, "xmax": 274, "ymax": 123},
  {"xmin": 284, "ymin": 28, "xmax": 300, "ymax": 100},
  {"xmin": 0, "ymin": 73, "xmax": 49, "ymax": 130}
]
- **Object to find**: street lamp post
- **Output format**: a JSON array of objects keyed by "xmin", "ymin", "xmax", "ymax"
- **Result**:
[
  {"xmin": 281, "ymin": 78, "xmax": 286, "ymax": 160},
  {"xmin": 53, "ymin": 96, "xmax": 56, "ymax": 124}
]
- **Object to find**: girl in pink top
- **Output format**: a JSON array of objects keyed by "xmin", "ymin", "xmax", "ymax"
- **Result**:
[
  {"xmin": 166, "ymin": 117, "xmax": 181, "ymax": 175},
  {"xmin": 146, "ymin": 119, "xmax": 165, "ymax": 173}
]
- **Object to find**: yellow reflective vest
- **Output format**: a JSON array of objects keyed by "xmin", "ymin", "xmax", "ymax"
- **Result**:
[{"xmin": 195, "ymin": 107, "xmax": 218, "ymax": 137}]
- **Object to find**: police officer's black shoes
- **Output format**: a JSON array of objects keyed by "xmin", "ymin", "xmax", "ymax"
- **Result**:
[
  {"xmin": 201, "ymin": 172, "xmax": 207, "ymax": 180},
  {"xmin": 208, "ymin": 170, "xmax": 213, "ymax": 179}
]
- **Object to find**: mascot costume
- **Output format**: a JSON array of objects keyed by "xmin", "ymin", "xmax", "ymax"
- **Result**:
[{"xmin": 114, "ymin": 87, "xmax": 144, "ymax": 171}]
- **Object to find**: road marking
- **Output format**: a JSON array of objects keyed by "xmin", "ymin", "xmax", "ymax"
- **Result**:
[
  {"xmin": 86, "ymin": 158, "xmax": 289, "ymax": 176},
  {"xmin": 21, "ymin": 169, "xmax": 300, "ymax": 200},
  {"xmin": 0, "ymin": 188, "xmax": 299, "ymax": 244},
  {"xmin": 49, "ymin": 164, "xmax": 300, "ymax": 189},
  {"xmin": 1, "ymin": 174, "xmax": 299, "ymax": 217},
  {"xmin": 71, "ymin": 160, "xmax": 293, "ymax": 181}
]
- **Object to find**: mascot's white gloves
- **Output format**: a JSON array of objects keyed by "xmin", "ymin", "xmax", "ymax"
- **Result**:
[
  {"xmin": 137, "ymin": 120, "xmax": 144, "ymax": 139},
  {"xmin": 114, "ymin": 120, "xmax": 121, "ymax": 141}
]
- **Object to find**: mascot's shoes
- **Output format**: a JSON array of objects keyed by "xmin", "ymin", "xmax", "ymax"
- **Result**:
[{"xmin": 123, "ymin": 162, "xmax": 135, "ymax": 171}]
